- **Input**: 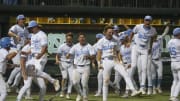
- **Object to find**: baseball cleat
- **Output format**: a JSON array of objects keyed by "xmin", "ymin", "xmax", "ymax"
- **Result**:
[
  {"xmin": 66, "ymin": 94, "xmax": 70, "ymax": 99},
  {"xmin": 121, "ymin": 93, "xmax": 129, "ymax": 98},
  {"xmin": 25, "ymin": 96, "xmax": 34, "ymax": 100},
  {"xmin": 94, "ymin": 93, "xmax": 101, "ymax": 97},
  {"xmin": 131, "ymin": 90, "xmax": 141, "ymax": 96},
  {"xmin": 83, "ymin": 97, "xmax": 88, "ymax": 101},
  {"xmin": 153, "ymin": 88, "xmax": 157, "ymax": 95},
  {"xmin": 60, "ymin": 92, "xmax": 64, "ymax": 98},
  {"xmin": 156, "ymin": 88, "xmax": 163, "ymax": 93},
  {"xmin": 147, "ymin": 88, "xmax": 152, "ymax": 95},
  {"xmin": 53, "ymin": 80, "xmax": 60, "ymax": 91},
  {"xmin": 76, "ymin": 95, "xmax": 82, "ymax": 101}
]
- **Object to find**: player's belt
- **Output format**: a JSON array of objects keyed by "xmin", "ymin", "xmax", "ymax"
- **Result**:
[
  {"xmin": 61, "ymin": 61, "xmax": 72, "ymax": 64},
  {"xmin": 31, "ymin": 53, "xmax": 38, "ymax": 57},
  {"xmin": 152, "ymin": 58, "xmax": 159, "ymax": 60},
  {"xmin": 139, "ymin": 44, "xmax": 146, "ymax": 48},
  {"xmin": 76, "ymin": 64, "xmax": 90, "ymax": 67},
  {"xmin": 102, "ymin": 56, "xmax": 114, "ymax": 60}
]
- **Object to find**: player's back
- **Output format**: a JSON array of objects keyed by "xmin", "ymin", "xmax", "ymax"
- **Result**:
[
  {"xmin": 168, "ymin": 38, "xmax": 180, "ymax": 62},
  {"xmin": 0, "ymin": 48, "xmax": 8, "ymax": 74}
]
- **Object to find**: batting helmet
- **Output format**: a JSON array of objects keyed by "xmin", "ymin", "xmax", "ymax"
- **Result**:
[
  {"xmin": 173, "ymin": 28, "xmax": 180, "ymax": 36},
  {"xmin": 0, "ymin": 37, "xmax": 12, "ymax": 48}
]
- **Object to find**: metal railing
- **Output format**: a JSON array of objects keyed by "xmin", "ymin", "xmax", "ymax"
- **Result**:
[{"xmin": 0, "ymin": 0, "xmax": 179, "ymax": 8}]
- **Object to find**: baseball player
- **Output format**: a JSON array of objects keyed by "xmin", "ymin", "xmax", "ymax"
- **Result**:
[
  {"xmin": 97, "ymin": 25, "xmax": 140, "ymax": 101},
  {"xmin": 26, "ymin": 20, "xmax": 48, "ymax": 101},
  {"xmin": 0, "ymin": 37, "xmax": 17, "ymax": 101},
  {"xmin": 151, "ymin": 25, "xmax": 170, "ymax": 94},
  {"xmin": 6, "ymin": 14, "xmax": 29, "ymax": 92},
  {"xmin": 66, "ymin": 32, "xmax": 95, "ymax": 101},
  {"xmin": 93, "ymin": 33, "xmax": 104, "ymax": 96},
  {"xmin": 16, "ymin": 37, "xmax": 60, "ymax": 101},
  {"xmin": 56, "ymin": 32, "xmax": 74, "ymax": 99},
  {"xmin": 168, "ymin": 28, "xmax": 180, "ymax": 101},
  {"xmin": 129, "ymin": 15, "xmax": 157, "ymax": 94}
]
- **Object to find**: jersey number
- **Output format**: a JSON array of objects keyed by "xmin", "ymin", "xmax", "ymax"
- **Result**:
[{"xmin": 169, "ymin": 47, "xmax": 176, "ymax": 55}]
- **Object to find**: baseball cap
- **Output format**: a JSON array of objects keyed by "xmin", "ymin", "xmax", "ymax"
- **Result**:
[
  {"xmin": 173, "ymin": 28, "xmax": 180, "ymax": 36},
  {"xmin": 144, "ymin": 15, "xmax": 152, "ymax": 21},
  {"xmin": 124, "ymin": 29, "xmax": 132, "ymax": 36},
  {"xmin": 113, "ymin": 25, "xmax": 119, "ymax": 31},
  {"xmin": 119, "ymin": 33, "xmax": 128, "ymax": 41},
  {"xmin": 27, "ymin": 20, "xmax": 38, "ymax": 28},
  {"xmin": 16, "ymin": 14, "xmax": 25, "ymax": 20},
  {"xmin": 96, "ymin": 33, "xmax": 104, "ymax": 39}
]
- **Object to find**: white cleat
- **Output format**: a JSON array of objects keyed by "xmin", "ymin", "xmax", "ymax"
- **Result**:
[
  {"xmin": 66, "ymin": 94, "xmax": 70, "ymax": 99},
  {"xmin": 60, "ymin": 92, "xmax": 64, "ymax": 98},
  {"xmin": 6, "ymin": 83, "xmax": 11, "ymax": 93},
  {"xmin": 156, "ymin": 88, "xmax": 163, "ymax": 94},
  {"xmin": 53, "ymin": 80, "xmax": 60, "ymax": 91},
  {"xmin": 147, "ymin": 88, "xmax": 152, "ymax": 95},
  {"xmin": 76, "ymin": 95, "xmax": 82, "ymax": 101},
  {"xmin": 83, "ymin": 97, "xmax": 88, "ymax": 101},
  {"xmin": 94, "ymin": 93, "xmax": 101, "ymax": 97},
  {"xmin": 25, "ymin": 96, "xmax": 33, "ymax": 100},
  {"xmin": 121, "ymin": 93, "xmax": 129, "ymax": 98},
  {"xmin": 153, "ymin": 89, "xmax": 157, "ymax": 95},
  {"xmin": 131, "ymin": 90, "xmax": 141, "ymax": 96},
  {"xmin": 139, "ymin": 88, "xmax": 146, "ymax": 95}
]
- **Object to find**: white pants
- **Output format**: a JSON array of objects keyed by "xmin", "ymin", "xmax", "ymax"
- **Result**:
[
  {"xmin": 7, "ymin": 68, "xmax": 21, "ymax": 85},
  {"xmin": 125, "ymin": 64, "xmax": 138, "ymax": 90},
  {"xmin": 151, "ymin": 59, "xmax": 163, "ymax": 89},
  {"xmin": 0, "ymin": 74, "xmax": 7, "ymax": 101},
  {"xmin": 17, "ymin": 69, "xmax": 56, "ymax": 101},
  {"xmin": 170, "ymin": 61, "xmax": 180, "ymax": 98},
  {"xmin": 102, "ymin": 59, "xmax": 136, "ymax": 101},
  {"xmin": 72, "ymin": 65, "xmax": 90, "ymax": 98},
  {"xmin": 59, "ymin": 61, "xmax": 73, "ymax": 94},
  {"xmin": 131, "ymin": 45, "xmax": 148, "ymax": 89},
  {"xmin": 96, "ymin": 69, "xmax": 103, "ymax": 94}
]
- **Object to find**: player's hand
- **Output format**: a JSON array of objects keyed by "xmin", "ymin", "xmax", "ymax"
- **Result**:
[
  {"xmin": 148, "ymin": 49, "xmax": 151, "ymax": 55},
  {"xmin": 36, "ymin": 53, "xmax": 43, "ymax": 59},
  {"xmin": 15, "ymin": 36, "xmax": 21, "ymax": 42},
  {"xmin": 127, "ymin": 64, "xmax": 131, "ymax": 68},
  {"xmin": 84, "ymin": 55, "xmax": 91, "ymax": 60},
  {"xmin": 97, "ymin": 61, "xmax": 103, "ymax": 70},
  {"xmin": 24, "ymin": 79, "xmax": 28, "ymax": 84},
  {"xmin": 22, "ymin": 74, "xmax": 27, "ymax": 80},
  {"xmin": 92, "ymin": 63, "xmax": 96, "ymax": 69},
  {"xmin": 55, "ymin": 61, "xmax": 60, "ymax": 65}
]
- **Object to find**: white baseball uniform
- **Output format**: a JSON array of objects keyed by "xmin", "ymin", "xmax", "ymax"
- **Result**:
[
  {"xmin": 69, "ymin": 42, "xmax": 95, "ymax": 98},
  {"xmin": 168, "ymin": 38, "xmax": 180, "ymax": 98},
  {"xmin": 7, "ymin": 24, "xmax": 29, "ymax": 87},
  {"xmin": 57, "ymin": 43, "xmax": 73, "ymax": 94},
  {"xmin": 17, "ymin": 44, "xmax": 58, "ymax": 101},
  {"xmin": 30, "ymin": 30, "xmax": 48, "ymax": 101},
  {"xmin": 151, "ymin": 26, "xmax": 169, "ymax": 91},
  {"xmin": 93, "ymin": 42, "xmax": 103, "ymax": 95},
  {"xmin": 0, "ymin": 48, "xmax": 8, "ymax": 101},
  {"xmin": 120, "ymin": 44, "xmax": 138, "ymax": 90},
  {"xmin": 131, "ymin": 24, "xmax": 157, "ymax": 91},
  {"xmin": 151, "ymin": 36, "xmax": 163, "ymax": 90},
  {"xmin": 97, "ymin": 37, "xmax": 138, "ymax": 101}
]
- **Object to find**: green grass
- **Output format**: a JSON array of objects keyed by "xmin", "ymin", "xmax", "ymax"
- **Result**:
[{"xmin": 7, "ymin": 92, "xmax": 170, "ymax": 101}]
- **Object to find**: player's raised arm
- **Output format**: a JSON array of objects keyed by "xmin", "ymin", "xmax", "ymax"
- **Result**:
[{"xmin": 161, "ymin": 24, "xmax": 170, "ymax": 38}]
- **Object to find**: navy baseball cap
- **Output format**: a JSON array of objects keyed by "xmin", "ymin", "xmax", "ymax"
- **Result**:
[
  {"xmin": 16, "ymin": 14, "xmax": 25, "ymax": 20},
  {"xmin": 144, "ymin": 15, "xmax": 152, "ymax": 21},
  {"xmin": 173, "ymin": 28, "xmax": 180, "ymax": 36},
  {"xmin": 27, "ymin": 20, "xmax": 38, "ymax": 28}
]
